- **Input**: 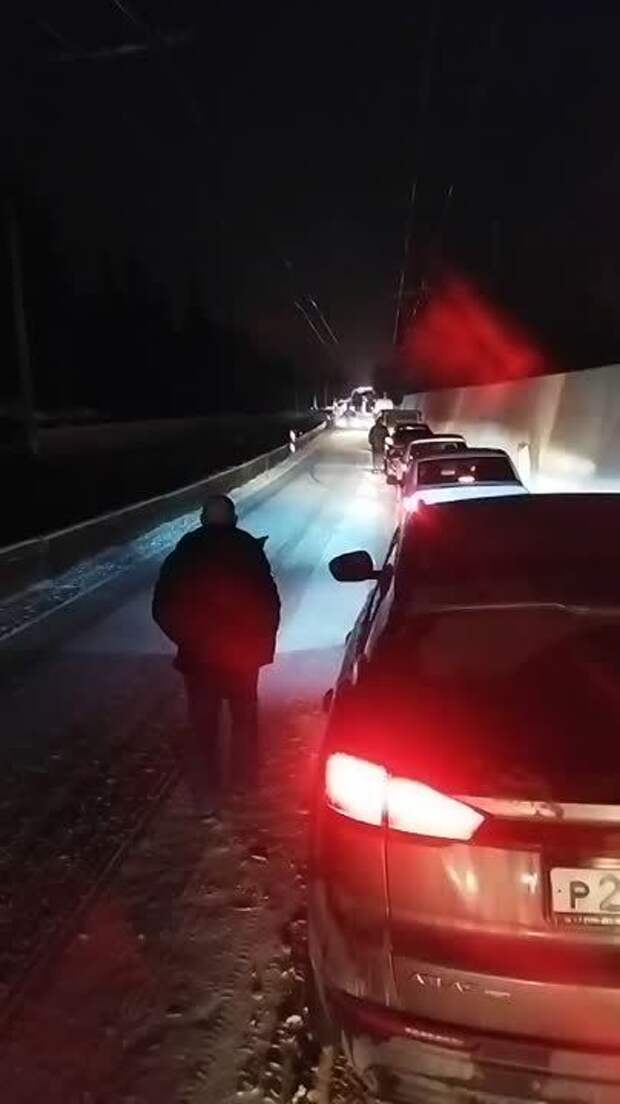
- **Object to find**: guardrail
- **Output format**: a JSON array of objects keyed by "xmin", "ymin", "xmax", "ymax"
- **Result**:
[{"xmin": 0, "ymin": 422, "xmax": 325, "ymax": 602}]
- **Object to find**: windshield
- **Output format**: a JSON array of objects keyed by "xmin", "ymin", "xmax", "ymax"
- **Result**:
[{"xmin": 417, "ymin": 455, "xmax": 517, "ymax": 486}]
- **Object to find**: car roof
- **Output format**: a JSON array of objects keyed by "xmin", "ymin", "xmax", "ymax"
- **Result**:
[
  {"xmin": 415, "ymin": 447, "xmax": 510, "ymax": 462},
  {"xmin": 398, "ymin": 493, "xmax": 620, "ymax": 605},
  {"xmin": 403, "ymin": 490, "xmax": 620, "ymax": 539},
  {"xmin": 412, "ymin": 448, "xmax": 517, "ymax": 474},
  {"xmin": 385, "ymin": 409, "xmax": 422, "ymax": 420},
  {"xmin": 408, "ymin": 435, "xmax": 465, "ymax": 447},
  {"xmin": 393, "ymin": 422, "xmax": 431, "ymax": 432}
]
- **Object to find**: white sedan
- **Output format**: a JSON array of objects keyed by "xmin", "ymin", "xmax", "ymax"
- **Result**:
[
  {"xmin": 400, "ymin": 447, "xmax": 527, "ymax": 521},
  {"xmin": 392, "ymin": 433, "xmax": 467, "ymax": 485}
]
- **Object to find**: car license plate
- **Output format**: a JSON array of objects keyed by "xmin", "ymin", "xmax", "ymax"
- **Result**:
[{"xmin": 550, "ymin": 867, "xmax": 620, "ymax": 927}]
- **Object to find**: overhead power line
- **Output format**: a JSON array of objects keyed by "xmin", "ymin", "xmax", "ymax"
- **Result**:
[
  {"xmin": 392, "ymin": 0, "xmax": 441, "ymax": 345},
  {"xmin": 308, "ymin": 297, "xmax": 339, "ymax": 346},
  {"xmin": 109, "ymin": 0, "xmax": 149, "ymax": 33},
  {"xmin": 40, "ymin": 3, "xmax": 201, "ymax": 123},
  {"xmin": 56, "ymin": 31, "xmax": 191, "ymax": 63},
  {"xmin": 36, "ymin": 19, "xmax": 80, "ymax": 52},
  {"xmin": 424, "ymin": 8, "xmax": 504, "ymax": 278},
  {"xmin": 106, "ymin": 0, "xmax": 203, "ymax": 125},
  {"xmin": 281, "ymin": 255, "xmax": 340, "ymax": 350},
  {"xmin": 294, "ymin": 300, "xmax": 331, "ymax": 348}
]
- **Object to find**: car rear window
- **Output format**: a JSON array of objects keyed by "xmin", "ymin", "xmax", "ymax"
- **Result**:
[
  {"xmin": 365, "ymin": 609, "xmax": 620, "ymax": 801},
  {"xmin": 399, "ymin": 502, "xmax": 620, "ymax": 608},
  {"xmin": 417, "ymin": 455, "xmax": 516, "ymax": 486},
  {"xmin": 393, "ymin": 426, "xmax": 431, "ymax": 444},
  {"xmin": 411, "ymin": 439, "xmax": 463, "ymax": 454}
]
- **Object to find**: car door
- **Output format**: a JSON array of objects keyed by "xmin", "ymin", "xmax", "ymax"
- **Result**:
[
  {"xmin": 331, "ymin": 530, "xmax": 399, "ymax": 698},
  {"xmin": 361, "ymin": 534, "xmax": 398, "ymax": 663}
]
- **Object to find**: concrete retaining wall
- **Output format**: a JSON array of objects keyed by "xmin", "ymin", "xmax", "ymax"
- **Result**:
[
  {"xmin": 406, "ymin": 364, "xmax": 620, "ymax": 491},
  {"xmin": 0, "ymin": 423, "xmax": 325, "ymax": 602}
]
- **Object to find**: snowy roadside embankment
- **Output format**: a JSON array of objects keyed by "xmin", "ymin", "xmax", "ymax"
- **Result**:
[{"xmin": 0, "ymin": 426, "xmax": 325, "ymax": 646}]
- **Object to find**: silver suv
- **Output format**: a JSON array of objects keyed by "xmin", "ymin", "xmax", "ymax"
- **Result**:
[{"xmin": 309, "ymin": 494, "xmax": 620, "ymax": 1103}]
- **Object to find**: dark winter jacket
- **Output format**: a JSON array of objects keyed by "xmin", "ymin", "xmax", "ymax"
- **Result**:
[
  {"xmin": 152, "ymin": 525, "xmax": 281, "ymax": 674},
  {"xmin": 368, "ymin": 421, "xmax": 388, "ymax": 450}
]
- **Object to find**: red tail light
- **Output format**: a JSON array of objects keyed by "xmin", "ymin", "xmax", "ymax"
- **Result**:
[
  {"xmin": 388, "ymin": 777, "xmax": 484, "ymax": 840},
  {"xmin": 325, "ymin": 753, "xmax": 484, "ymax": 841},
  {"xmin": 325, "ymin": 753, "xmax": 387, "ymax": 826}
]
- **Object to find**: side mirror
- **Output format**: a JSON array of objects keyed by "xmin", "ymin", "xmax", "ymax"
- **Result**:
[{"xmin": 329, "ymin": 550, "xmax": 377, "ymax": 582}]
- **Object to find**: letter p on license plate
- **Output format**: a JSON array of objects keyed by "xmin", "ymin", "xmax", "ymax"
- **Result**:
[{"xmin": 550, "ymin": 867, "xmax": 620, "ymax": 927}]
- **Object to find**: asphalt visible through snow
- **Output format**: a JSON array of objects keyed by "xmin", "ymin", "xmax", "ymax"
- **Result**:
[{"xmin": 0, "ymin": 429, "xmax": 395, "ymax": 1103}]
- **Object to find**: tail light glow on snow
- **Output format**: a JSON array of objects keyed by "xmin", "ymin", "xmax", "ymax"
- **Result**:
[{"xmin": 325, "ymin": 753, "xmax": 484, "ymax": 841}]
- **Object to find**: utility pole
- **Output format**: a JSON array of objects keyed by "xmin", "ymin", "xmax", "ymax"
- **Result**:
[
  {"xmin": 393, "ymin": 176, "xmax": 418, "ymax": 345},
  {"xmin": 6, "ymin": 201, "xmax": 38, "ymax": 457}
]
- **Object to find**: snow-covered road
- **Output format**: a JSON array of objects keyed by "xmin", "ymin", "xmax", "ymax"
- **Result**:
[{"xmin": 0, "ymin": 430, "xmax": 394, "ymax": 1103}]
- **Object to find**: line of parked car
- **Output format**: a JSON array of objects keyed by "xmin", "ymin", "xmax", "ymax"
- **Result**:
[
  {"xmin": 376, "ymin": 407, "xmax": 526, "ymax": 510},
  {"xmin": 309, "ymin": 409, "xmax": 620, "ymax": 1103}
]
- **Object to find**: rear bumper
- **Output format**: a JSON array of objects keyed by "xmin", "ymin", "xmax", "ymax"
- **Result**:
[{"xmin": 328, "ymin": 989, "xmax": 620, "ymax": 1103}]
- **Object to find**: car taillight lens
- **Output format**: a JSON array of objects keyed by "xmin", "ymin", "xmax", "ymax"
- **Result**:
[
  {"xmin": 388, "ymin": 777, "xmax": 484, "ymax": 840},
  {"xmin": 325, "ymin": 754, "xmax": 484, "ymax": 841},
  {"xmin": 325, "ymin": 753, "xmax": 387, "ymax": 826}
]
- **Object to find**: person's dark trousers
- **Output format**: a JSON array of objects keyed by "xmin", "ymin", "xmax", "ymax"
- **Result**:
[
  {"xmin": 183, "ymin": 666, "xmax": 260, "ymax": 804},
  {"xmin": 371, "ymin": 447, "xmax": 382, "ymax": 471}
]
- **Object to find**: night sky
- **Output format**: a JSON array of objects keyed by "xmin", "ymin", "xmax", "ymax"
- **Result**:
[{"xmin": 3, "ymin": 2, "xmax": 620, "ymax": 388}]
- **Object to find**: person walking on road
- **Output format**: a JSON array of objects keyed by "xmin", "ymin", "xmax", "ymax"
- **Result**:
[
  {"xmin": 368, "ymin": 417, "xmax": 388, "ymax": 472},
  {"xmin": 152, "ymin": 494, "xmax": 280, "ymax": 813}
]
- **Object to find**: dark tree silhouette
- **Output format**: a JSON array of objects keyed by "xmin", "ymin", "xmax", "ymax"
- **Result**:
[{"xmin": 0, "ymin": 184, "xmax": 303, "ymax": 425}]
